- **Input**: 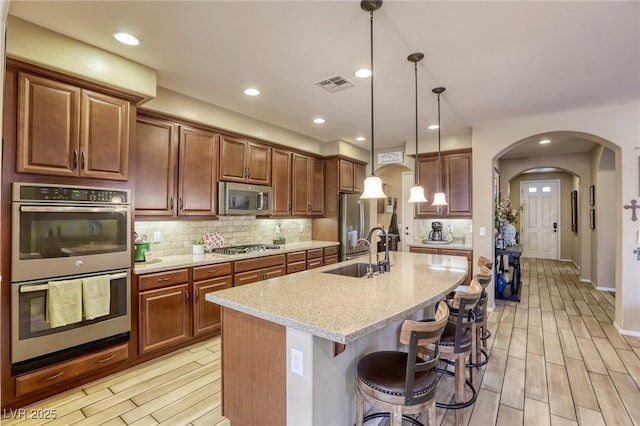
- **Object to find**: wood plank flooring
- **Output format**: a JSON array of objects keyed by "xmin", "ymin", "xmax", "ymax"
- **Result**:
[{"xmin": 5, "ymin": 258, "xmax": 640, "ymax": 425}]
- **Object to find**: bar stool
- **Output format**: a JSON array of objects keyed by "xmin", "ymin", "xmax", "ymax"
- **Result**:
[
  {"xmin": 477, "ymin": 256, "xmax": 492, "ymax": 270},
  {"xmin": 428, "ymin": 280, "xmax": 482, "ymax": 425},
  {"xmin": 356, "ymin": 302, "xmax": 450, "ymax": 426}
]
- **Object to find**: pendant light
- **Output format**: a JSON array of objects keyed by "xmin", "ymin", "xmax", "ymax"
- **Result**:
[
  {"xmin": 360, "ymin": 0, "xmax": 387, "ymax": 200},
  {"xmin": 407, "ymin": 52, "xmax": 428, "ymax": 204},
  {"xmin": 432, "ymin": 87, "xmax": 448, "ymax": 206}
]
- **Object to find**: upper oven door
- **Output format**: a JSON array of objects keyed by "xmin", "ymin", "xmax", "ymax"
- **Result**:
[{"xmin": 12, "ymin": 204, "xmax": 131, "ymax": 282}]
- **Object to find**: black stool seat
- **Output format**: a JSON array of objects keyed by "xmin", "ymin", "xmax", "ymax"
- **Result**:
[{"xmin": 358, "ymin": 351, "xmax": 437, "ymax": 398}]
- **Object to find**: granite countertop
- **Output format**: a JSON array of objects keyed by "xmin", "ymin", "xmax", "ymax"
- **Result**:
[
  {"xmin": 409, "ymin": 241, "xmax": 473, "ymax": 251},
  {"xmin": 133, "ymin": 240, "xmax": 339, "ymax": 275},
  {"xmin": 206, "ymin": 251, "xmax": 467, "ymax": 344}
]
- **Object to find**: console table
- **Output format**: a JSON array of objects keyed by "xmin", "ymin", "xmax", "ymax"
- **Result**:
[{"xmin": 495, "ymin": 244, "xmax": 522, "ymax": 302}]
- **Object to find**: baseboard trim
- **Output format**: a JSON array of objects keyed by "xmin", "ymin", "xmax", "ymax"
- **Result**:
[
  {"xmin": 614, "ymin": 321, "xmax": 640, "ymax": 337},
  {"xmin": 580, "ymin": 278, "xmax": 592, "ymax": 284},
  {"xmin": 595, "ymin": 286, "xmax": 615, "ymax": 292}
]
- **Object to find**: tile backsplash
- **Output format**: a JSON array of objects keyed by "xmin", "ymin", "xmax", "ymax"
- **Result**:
[
  {"xmin": 135, "ymin": 216, "xmax": 312, "ymax": 257},
  {"xmin": 414, "ymin": 218, "xmax": 473, "ymax": 245}
]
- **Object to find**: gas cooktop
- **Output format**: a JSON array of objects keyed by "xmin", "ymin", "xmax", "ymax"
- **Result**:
[{"xmin": 211, "ymin": 244, "xmax": 280, "ymax": 255}]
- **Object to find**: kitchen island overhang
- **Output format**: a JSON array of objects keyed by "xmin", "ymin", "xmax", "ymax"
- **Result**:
[{"xmin": 206, "ymin": 251, "xmax": 468, "ymax": 425}]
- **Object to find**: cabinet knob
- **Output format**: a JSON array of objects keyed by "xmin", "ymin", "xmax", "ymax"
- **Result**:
[
  {"xmin": 169, "ymin": 197, "xmax": 174, "ymax": 210},
  {"xmin": 73, "ymin": 149, "xmax": 78, "ymax": 169},
  {"xmin": 81, "ymin": 151, "xmax": 86, "ymax": 169}
]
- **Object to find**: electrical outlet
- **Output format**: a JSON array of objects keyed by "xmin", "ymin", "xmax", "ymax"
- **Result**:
[
  {"xmin": 479, "ymin": 227, "xmax": 486, "ymax": 236},
  {"xmin": 291, "ymin": 348, "xmax": 303, "ymax": 376},
  {"xmin": 299, "ymin": 224, "xmax": 304, "ymax": 233},
  {"xmin": 275, "ymin": 224, "xmax": 281, "ymax": 234},
  {"xmin": 153, "ymin": 231, "xmax": 162, "ymax": 242}
]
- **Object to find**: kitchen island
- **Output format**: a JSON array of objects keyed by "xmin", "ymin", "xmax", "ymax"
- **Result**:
[{"xmin": 206, "ymin": 251, "xmax": 468, "ymax": 425}]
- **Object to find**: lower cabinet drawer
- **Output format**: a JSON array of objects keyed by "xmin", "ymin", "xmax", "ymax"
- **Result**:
[
  {"xmin": 307, "ymin": 258, "xmax": 324, "ymax": 269},
  {"xmin": 324, "ymin": 254, "xmax": 338, "ymax": 265},
  {"xmin": 16, "ymin": 343, "xmax": 128, "ymax": 397},
  {"xmin": 324, "ymin": 246, "xmax": 339, "ymax": 256},
  {"xmin": 287, "ymin": 261, "xmax": 306, "ymax": 274}
]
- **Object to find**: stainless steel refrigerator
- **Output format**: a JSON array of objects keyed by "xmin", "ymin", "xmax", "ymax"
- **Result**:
[{"xmin": 339, "ymin": 193, "xmax": 370, "ymax": 261}]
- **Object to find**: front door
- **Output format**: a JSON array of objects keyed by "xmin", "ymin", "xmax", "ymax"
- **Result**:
[{"xmin": 521, "ymin": 180, "xmax": 559, "ymax": 259}]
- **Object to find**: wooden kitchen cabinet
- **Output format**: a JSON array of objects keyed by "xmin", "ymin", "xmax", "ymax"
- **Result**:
[
  {"xmin": 17, "ymin": 72, "xmax": 130, "ymax": 180},
  {"xmin": 286, "ymin": 251, "xmax": 307, "ymax": 274},
  {"xmin": 219, "ymin": 135, "xmax": 271, "ymax": 185},
  {"xmin": 193, "ymin": 263, "xmax": 232, "ymax": 336},
  {"xmin": 139, "ymin": 282, "xmax": 190, "ymax": 355},
  {"xmin": 234, "ymin": 254, "xmax": 286, "ymax": 286},
  {"xmin": 292, "ymin": 153, "xmax": 324, "ymax": 216},
  {"xmin": 271, "ymin": 148, "xmax": 292, "ymax": 217},
  {"xmin": 324, "ymin": 245, "xmax": 339, "ymax": 265},
  {"xmin": 15, "ymin": 343, "xmax": 128, "ymax": 397},
  {"xmin": 178, "ymin": 126, "xmax": 219, "ymax": 216},
  {"xmin": 409, "ymin": 246, "xmax": 473, "ymax": 285},
  {"xmin": 306, "ymin": 248, "xmax": 324, "ymax": 269},
  {"xmin": 134, "ymin": 115, "xmax": 178, "ymax": 216},
  {"xmin": 416, "ymin": 149, "xmax": 472, "ymax": 218},
  {"xmin": 338, "ymin": 159, "xmax": 367, "ymax": 193},
  {"xmin": 134, "ymin": 114, "xmax": 218, "ymax": 217}
]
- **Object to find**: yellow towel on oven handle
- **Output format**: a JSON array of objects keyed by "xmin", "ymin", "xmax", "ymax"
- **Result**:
[
  {"xmin": 46, "ymin": 279, "xmax": 83, "ymax": 328},
  {"xmin": 81, "ymin": 275, "xmax": 111, "ymax": 320}
]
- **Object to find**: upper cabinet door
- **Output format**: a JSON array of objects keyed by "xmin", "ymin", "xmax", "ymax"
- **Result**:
[
  {"xmin": 246, "ymin": 142, "xmax": 271, "ymax": 185},
  {"xmin": 271, "ymin": 148, "xmax": 292, "ymax": 217},
  {"xmin": 178, "ymin": 126, "xmax": 219, "ymax": 216},
  {"xmin": 338, "ymin": 159, "xmax": 354, "ymax": 192},
  {"xmin": 309, "ymin": 158, "xmax": 324, "ymax": 216},
  {"xmin": 218, "ymin": 136, "xmax": 247, "ymax": 182},
  {"xmin": 134, "ymin": 115, "xmax": 178, "ymax": 216},
  {"xmin": 80, "ymin": 90, "xmax": 130, "ymax": 180},
  {"xmin": 416, "ymin": 156, "xmax": 440, "ymax": 217},
  {"xmin": 443, "ymin": 151, "xmax": 472, "ymax": 217},
  {"xmin": 291, "ymin": 154, "xmax": 310, "ymax": 216},
  {"xmin": 16, "ymin": 72, "xmax": 80, "ymax": 177},
  {"xmin": 353, "ymin": 163, "xmax": 366, "ymax": 193},
  {"xmin": 219, "ymin": 136, "xmax": 271, "ymax": 185}
]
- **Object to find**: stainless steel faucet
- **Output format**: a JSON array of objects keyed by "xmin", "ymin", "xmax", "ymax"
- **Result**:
[
  {"xmin": 367, "ymin": 226, "xmax": 391, "ymax": 274},
  {"xmin": 355, "ymin": 238, "xmax": 374, "ymax": 278}
]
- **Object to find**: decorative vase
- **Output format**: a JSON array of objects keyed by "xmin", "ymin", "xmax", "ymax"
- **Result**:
[
  {"xmin": 192, "ymin": 244, "xmax": 204, "ymax": 255},
  {"xmin": 497, "ymin": 272, "xmax": 507, "ymax": 294},
  {"xmin": 500, "ymin": 222, "xmax": 517, "ymax": 247}
]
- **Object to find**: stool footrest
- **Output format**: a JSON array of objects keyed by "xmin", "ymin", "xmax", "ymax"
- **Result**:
[
  {"xmin": 467, "ymin": 349, "xmax": 489, "ymax": 368},
  {"xmin": 480, "ymin": 329, "xmax": 491, "ymax": 341},
  {"xmin": 362, "ymin": 412, "xmax": 425, "ymax": 426},
  {"xmin": 435, "ymin": 368, "xmax": 478, "ymax": 410}
]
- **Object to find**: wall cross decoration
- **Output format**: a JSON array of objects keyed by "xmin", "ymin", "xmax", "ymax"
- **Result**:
[{"xmin": 624, "ymin": 199, "xmax": 639, "ymax": 221}]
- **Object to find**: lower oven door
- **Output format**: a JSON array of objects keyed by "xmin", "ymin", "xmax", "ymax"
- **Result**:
[{"xmin": 11, "ymin": 269, "xmax": 131, "ymax": 365}]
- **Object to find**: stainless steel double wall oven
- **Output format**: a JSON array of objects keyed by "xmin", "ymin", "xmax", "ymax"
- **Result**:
[{"xmin": 11, "ymin": 183, "xmax": 132, "ymax": 373}]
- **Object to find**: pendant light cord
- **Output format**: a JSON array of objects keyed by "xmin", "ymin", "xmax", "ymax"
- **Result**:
[
  {"xmin": 414, "ymin": 61, "xmax": 419, "ymax": 185},
  {"xmin": 369, "ymin": 10, "xmax": 375, "ymax": 176},
  {"xmin": 437, "ymin": 91, "xmax": 442, "ymax": 192}
]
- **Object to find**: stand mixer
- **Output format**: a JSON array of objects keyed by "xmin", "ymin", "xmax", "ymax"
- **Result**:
[{"xmin": 428, "ymin": 221, "xmax": 444, "ymax": 241}]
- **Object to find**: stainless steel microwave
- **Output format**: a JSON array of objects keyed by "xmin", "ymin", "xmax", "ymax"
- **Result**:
[{"xmin": 218, "ymin": 182, "xmax": 271, "ymax": 216}]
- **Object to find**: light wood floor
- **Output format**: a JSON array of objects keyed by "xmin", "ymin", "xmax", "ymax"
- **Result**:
[{"xmin": 6, "ymin": 258, "xmax": 640, "ymax": 425}]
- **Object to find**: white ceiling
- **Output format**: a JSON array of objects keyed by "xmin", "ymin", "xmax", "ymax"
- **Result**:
[{"xmin": 8, "ymin": 1, "xmax": 640, "ymax": 157}]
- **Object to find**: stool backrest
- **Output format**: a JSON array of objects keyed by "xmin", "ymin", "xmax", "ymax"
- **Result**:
[
  {"xmin": 475, "ymin": 266, "xmax": 492, "ymax": 287},
  {"xmin": 401, "ymin": 301, "xmax": 449, "ymax": 406},
  {"xmin": 451, "ymin": 279, "xmax": 482, "ymax": 310},
  {"xmin": 477, "ymin": 256, "xmax": 493, "ymax": 270}
]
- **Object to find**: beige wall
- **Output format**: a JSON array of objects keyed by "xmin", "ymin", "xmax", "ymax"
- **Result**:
[
  {"xmin": 6, "ymin": 16, "xmax": 156, "ymax": 101},
  {"xmin": 593, "ymin": 147, "xmax": 616, "ymax": 290},
  {"xmin": 473, "ymin": 101, "xmax": 640, "ymax": 334}
]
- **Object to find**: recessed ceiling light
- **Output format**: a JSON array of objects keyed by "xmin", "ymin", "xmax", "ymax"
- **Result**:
[
  {"xmin": 113, "ymin": 32, "xmax": 140, "ymax": 46},
  {"xmin": 356, "ymin": 136, "xmax": 366, "ymax": 142},
  {"xmin": 355, "ymin": 69, "xmax": 372, "ymax": 78},
  {"xmin": 539, "ymin": 139, "xmax": 551, "ymax": 144},
  {"xmin": 244, "ymin": 88, "xmax": 260, "ymax": 96},
  {"xmin": 313, "ymin": 118, "xmax": 325, "ymax": 124},
  {"xmin": 428, "ymin": 124, "xmax": 439, "ymax": 130}
]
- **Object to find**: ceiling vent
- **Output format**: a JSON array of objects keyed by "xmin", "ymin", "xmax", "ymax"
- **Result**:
[{"xmin": 315, "ymin": 75, "xmax": 355, "ymax": 93}]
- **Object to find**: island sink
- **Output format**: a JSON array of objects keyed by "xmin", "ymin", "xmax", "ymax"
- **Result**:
[{"xmin": 322, "ymin": 262, "xmax": 379, "ymax": 278}]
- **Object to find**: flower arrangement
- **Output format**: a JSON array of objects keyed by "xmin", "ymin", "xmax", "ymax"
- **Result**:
[{"xmin": 495, "ymin": 196, "xmax": 525, "ymax": 224}]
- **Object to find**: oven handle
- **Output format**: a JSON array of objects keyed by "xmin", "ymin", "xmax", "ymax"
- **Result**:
[
  {"xmin": 19, "ymin": 272, "xmax": 129, "ymax": 293},
  {"xmin": 20, "ymin": 206, "xmax": 129, "ymax": 214}
]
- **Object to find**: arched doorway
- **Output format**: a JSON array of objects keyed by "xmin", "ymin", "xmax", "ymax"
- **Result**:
[{"xmin": 493, "ymin": 131, "xmax": 620, "ymax": 296}]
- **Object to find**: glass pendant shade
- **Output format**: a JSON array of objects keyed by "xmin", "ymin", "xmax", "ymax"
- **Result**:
[
  {"xmin": 408, "ymin": 185, "xmax": 428, "ymax": 203},
  {"xmin": 432, "ymin": 191, "xmax": 448, "ymax": 206},
  {"xmin": 360, "ymin": 175, "xmax": 387, "ymax": 199}
]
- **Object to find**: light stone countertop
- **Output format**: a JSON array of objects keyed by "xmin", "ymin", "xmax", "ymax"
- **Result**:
[
  {"xmin": 133, "ymin": 240, "xmax": 339, "ymax": 275},
  {"xmin": 206, "ymin": 251, "xmax": 467, "ymax": 344},
  {"xmin": 408, "ymin": 242, "xmax": 473, "ymax": 251}
]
